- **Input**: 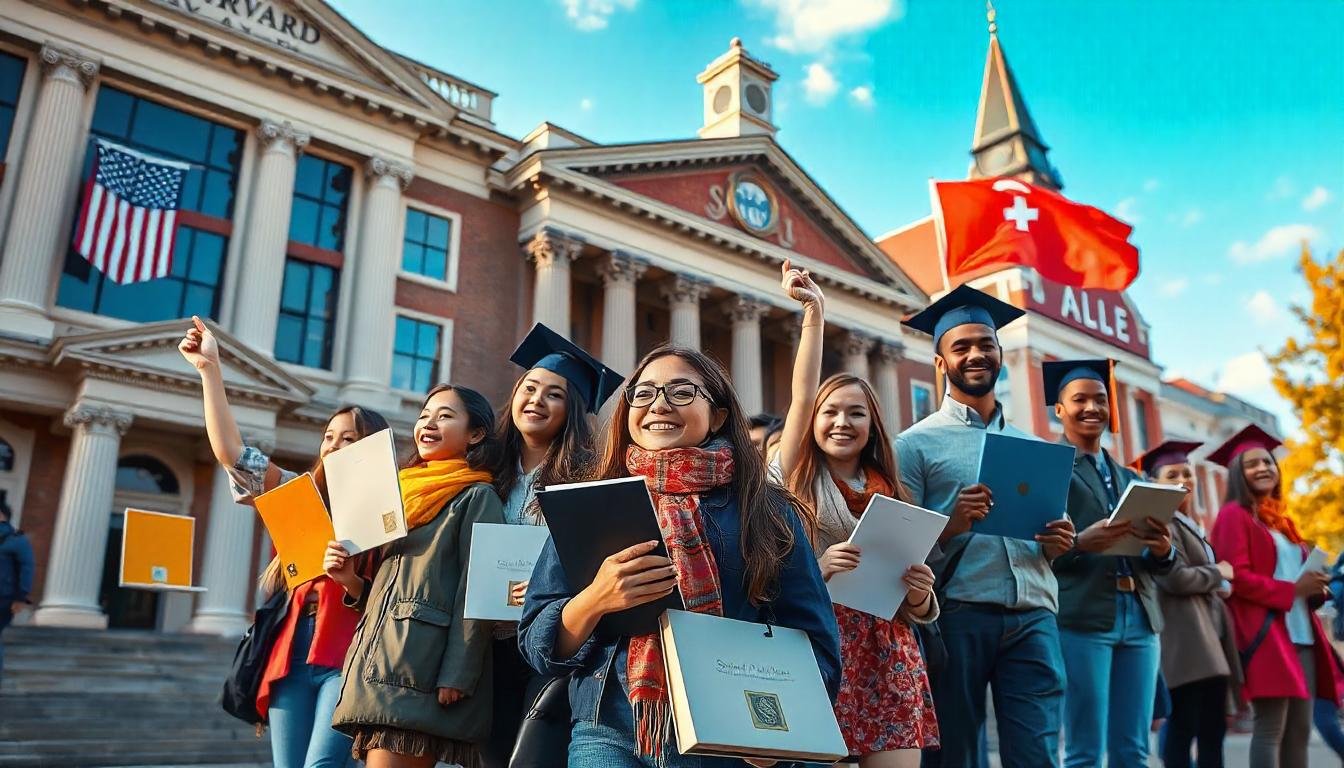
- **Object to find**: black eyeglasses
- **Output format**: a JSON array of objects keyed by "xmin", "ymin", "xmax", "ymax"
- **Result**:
[{"xmin": 623, "ymin": 382, "xmax": 713, "ymax": 408}]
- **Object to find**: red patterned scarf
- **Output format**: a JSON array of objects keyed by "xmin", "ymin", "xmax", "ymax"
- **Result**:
[
  {"xmin": 624, "ymin": 442, "xmax": 734, "ymax": 761},
  {"xmin": 832, "ymin": 465, "xmax": 895, "ymax": 517}
]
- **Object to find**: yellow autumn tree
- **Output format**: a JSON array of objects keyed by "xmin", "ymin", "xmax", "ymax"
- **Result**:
[{"xmin": 1268, "ymin": 245, "xmax": 1344, "ymax": 549}]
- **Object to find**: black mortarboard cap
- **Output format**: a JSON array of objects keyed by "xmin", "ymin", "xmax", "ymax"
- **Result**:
[
  {"xmin": 509, "ymin": 323, "xmax": 625, "ymax": 414},
  {"xmin": 901, "ymin": 284, "xmax": 1026, "ymax": 346},
  {"xmin": 1042, "ymin": 358, "xmax": 1120, "ymax": 432}
]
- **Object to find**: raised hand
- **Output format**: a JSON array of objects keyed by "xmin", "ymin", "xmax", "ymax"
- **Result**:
[
  {"xmin": 780, "ymin": 258, "xmax": 823, "ymax": 312},
  {"xmin": 177, "ymin": 315, "xmax": 220, "ymax": 371}
]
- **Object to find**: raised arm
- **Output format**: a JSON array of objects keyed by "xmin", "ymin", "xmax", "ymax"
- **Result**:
[
  {"xmin": 776, "ymin": 259, "xmax": 826, "ymax": 477},
  {"xmin": 179, "ymin": 315, "xmax": 245, "ymax": 468}
]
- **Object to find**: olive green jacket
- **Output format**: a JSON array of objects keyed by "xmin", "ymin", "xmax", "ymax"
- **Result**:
[{"xmin": 332, "ymin": 482, "xmax": 504, "ymax": 744}]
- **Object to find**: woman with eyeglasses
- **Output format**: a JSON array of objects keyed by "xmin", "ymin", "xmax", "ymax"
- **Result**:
[{"xmin": 517, "ymin": 343, "xmax": 840, "ymax": 767}]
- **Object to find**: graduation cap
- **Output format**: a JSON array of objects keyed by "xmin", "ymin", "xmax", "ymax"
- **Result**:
[
  {"xmin": 1042, "ymin": 358, "xmax": 1120, "ymax": 433},
  {"xmin": 1207, "ymin": 424, "xmax": 1283, "ymax": 469},
  {"xmin": 509, "ymin": 323, "xmax": 625, "ymax": 414},
  {"xmin": 901, "ymin": 284, "xmax": 1026, "ymax": 347},
  {"xmin": 1129, "ymin": 439, "xmax": 1203, "ymax": 476}
]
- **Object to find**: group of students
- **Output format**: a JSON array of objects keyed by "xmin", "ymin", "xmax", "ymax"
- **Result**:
[{"xmin": 174, "ymin": 257, "xmax": 1336, "ymax": 768}]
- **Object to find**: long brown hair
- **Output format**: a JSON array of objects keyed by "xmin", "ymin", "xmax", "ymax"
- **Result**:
[
  {"xmin": 1224, "ymin": 450, "xmax": 1283, "ymax": 510},
  {"xmin": 593, "ymin": 345, "xmax": 798, "ymax": 605},
  {"xmin": 786, "ymin": 373, "xmax": 907, "ymax": 541},
  {"xmin": 493, "ymin": 373, "xmax": 596, "ymax": 505},
  {"xmin": 260, "ymin": 404, "xmax": 389, "ymax": 598}
]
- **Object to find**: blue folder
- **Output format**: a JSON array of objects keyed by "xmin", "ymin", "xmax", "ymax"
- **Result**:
[{"xmin": 973, "ymin": 433, "xmax": 1076, "ymax": 541}]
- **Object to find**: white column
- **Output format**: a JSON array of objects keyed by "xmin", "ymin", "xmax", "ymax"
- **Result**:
[
  {"xmin": 598, "ymin": 252, "xmax": 647, "ymax": 374},
  {"xmin": 230, "ymin": 120, "xmax": 309, "ymax": 352},
  {"xmin": 660, "ymin": 275, "xmax": 711, "ymax": 350},
  {"xmin": 0, "ymin": 45, "xmax": 100, "ymax": 341},
  {"xmin": 873, "ymin": 340, "xmax": 904, "ymax": 429},
  {"xmin": 187, "ymin": 465, "xmax": 258, "ymax": 635},
  {"xmin": 33, "ymin": 404, "xmax": 131, "ymax": 629},
  {"xmin": 341, "ymin": 156, "xmax": 413, "ymax": 404},
  {"xmin": 840, "ymin": 330, "xmax": 875, "ymax": 382},
  {"xmin": 726, "ymin": 296, "xmax": 770, "ymax": 415},
  {"xmin": 525, "ymin": 228, "xmax": 584, "ymax": 338}
]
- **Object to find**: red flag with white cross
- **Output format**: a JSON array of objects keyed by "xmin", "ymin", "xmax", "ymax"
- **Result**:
[{"xmin": 931, "ymin": 178, "xmax": 1140, "ymax": 291}]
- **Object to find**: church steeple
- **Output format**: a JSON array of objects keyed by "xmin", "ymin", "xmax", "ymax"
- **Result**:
[{"xmin": 968, "ymin": 3, "xmax": 1063, "ymax": 189}]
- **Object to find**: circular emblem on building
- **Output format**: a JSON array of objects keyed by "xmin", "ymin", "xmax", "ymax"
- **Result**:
[{"xmin": 727, "ymin": 172, "xmax": 779, "ymax": 236}]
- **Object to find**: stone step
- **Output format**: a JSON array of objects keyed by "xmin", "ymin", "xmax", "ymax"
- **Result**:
[
  {"xmin": 1, "ymin": 714, "xmax": 254, "ymax": 742},
  {"xmin": 0, "ymin": 692, "xmax": 225, "ymax": 720},
  {"xmin": 0, "ymin": 738, "xmax": 272, "ymax": 768}
]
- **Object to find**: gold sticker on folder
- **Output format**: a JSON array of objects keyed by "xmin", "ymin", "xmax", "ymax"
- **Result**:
[
  {"xmin": 744, "ymin": 691, "xmax": 788, "ymax": 732},
  {"xmin": 507, "ymin": 580, "xmax": 525, "ymax": 607},
  {"xmin": 382, "ymin": 511, "xmax": 397, "ymax": 534}
]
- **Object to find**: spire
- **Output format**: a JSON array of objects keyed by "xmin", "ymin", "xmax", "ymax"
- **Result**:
[{"xmin": 968, "ymin": 2, "xmax": 1063, "ymax": 189}]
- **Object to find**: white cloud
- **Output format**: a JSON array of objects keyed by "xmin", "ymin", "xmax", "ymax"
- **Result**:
[
  {"xmin": 1302, "ymin": 185, "xmax": 1332, "ymax": 212},
  {"xmin": 1216, "ymin": 352, "xmax": 1278, "ymax": 408},
  {"xmin": 560, "ymin": 0, "xmax": 637, "ymax": 31},
  {"xmin": 1180, "ymin": 208, "xmax": 1203, "ymax": 227},
  {"xmin": 802, "ymin": 62, "xmax": 840, "ymax": 104},
  {"xmin": 1114, "ymin": 197, "xmax": 1141, "ymax": 224},
  {"xmin": 579, "ymin": 97, "xmax": 594, "ymax": 111},
  {"xmin": 1158, "ymin": 278, "xmax": 1189, "ymax": 298},
  {"xmin": 754, "ymin": 0, "xmax": 902, "ymax": 53},
  {"xmin": 1228, "ymin": 223, "xmax": 1321, "ymax": 264},
  {"xmin": 848, "ymin": 84, "xmax": 874, "ymax": 108},
  {"xmin": 1267, "ymin": 175, "xmax": 1295, "ymax": 200},
  {"xmin": 1202, "ymin": 273, "xmax": 1225, "ymax": 286},
  {"xmin": 1143, "ymin": 178, "xmax": 1160, "ymax": 193},
  {"xmin": 1246, "ymin": 290, "xmax": 1283, "ymax": 323}
]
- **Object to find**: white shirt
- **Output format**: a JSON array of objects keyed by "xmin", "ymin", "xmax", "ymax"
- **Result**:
[{"xmin": 1270, "ymin": 529, "xmax": 1314, "ymax": 645}]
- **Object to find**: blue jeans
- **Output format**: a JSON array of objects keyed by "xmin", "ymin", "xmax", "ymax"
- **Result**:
[
  {"xmin": 923, "ymin": 603, "xmax": 1064, "ymax": 768},
  {"xmin": 569, "ymin": 683, "xmax": 745, "ymax": 767},
  {"xmin": 1314, "ymin": 698, "xmax": 1344, "ymax": 757},
  {"xmin": 268, "ymin": 614, "xmax": 353, "ymax": 768},
  {"xmin": 1059, "ymin": 593, "xmax": 1160, "ymax": 768},
  {"xmin": 0, "ymin": 600, "xmax": 11, "ymax": 687}
]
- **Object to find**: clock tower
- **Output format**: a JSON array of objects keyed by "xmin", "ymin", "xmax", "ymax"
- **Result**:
[
  {"xmin": 697, "ymin": 38, "xmax": 779, "ymax": 140},
  {"xmin": 968, "ymin": 7, "xmax": 1063, "ymax": 189}
]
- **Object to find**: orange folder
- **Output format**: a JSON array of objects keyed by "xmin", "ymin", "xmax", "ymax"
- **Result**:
[
  {"xmin": 254, "ymin": 473, "xmax": 336, "ymax": 590},
  {"xmin": 120, "ymin": 508, "xmax": 203, "ymax": 591}
]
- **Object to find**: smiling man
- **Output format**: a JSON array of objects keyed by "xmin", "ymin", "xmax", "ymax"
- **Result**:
[
  {"xmin": 896, "ymin": 285, "xmax": 1075, "ymax": 768},
  {"xmin": 1045, "ymin": 359, "xmax": 1174, "ymax": 768}
]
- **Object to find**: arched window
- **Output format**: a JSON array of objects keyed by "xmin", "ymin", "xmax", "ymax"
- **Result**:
[{"xmin": 115, "ymin": 455, "xmax": 180, "ymax": 495}]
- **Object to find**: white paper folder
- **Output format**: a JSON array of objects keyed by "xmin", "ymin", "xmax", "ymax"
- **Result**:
[
  {"xmin": 660, "ymin": 609, "xmax": 848, "ymax": 763},
  {"xmin": 322, "ymin": 428, "xmax": 406, "ymax": 555},
  {"xmin": 826, "ymin": 495, "xmax": 948, "ymax": 619},
  {"xmin": 1102, "ymin": 481, "xmax": 1187, "ymax": 557},
  {"xmin": 464, "ymin": 523, "xmax": 551, "ymax": 621}
]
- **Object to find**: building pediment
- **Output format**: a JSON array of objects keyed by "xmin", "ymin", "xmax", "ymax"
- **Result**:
[
  {"xmin": 48, "ymin": 318, "xmax": 313, "ymax": 409},
  {"xmin": 508, "ymin": 135, "xmax": 927, "ymax": 310}
]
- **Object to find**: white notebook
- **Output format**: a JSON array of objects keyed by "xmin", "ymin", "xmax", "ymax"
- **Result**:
[
  {"xmin": 1102, "ymin": 481, "xmax": 1188, "ymax": 557},
  {"xmin": 660, "ymin": 609, "xmax": 847, "ymax": 762},
  {"xmin": 826, "ymin": 495, "xmax": 948, "ymax": 619},
  {"xmin": 464, "ymin": 523, "xmax": 551, "ymax": 621},
  {"xmin": 322, "ymin": 428, "xmax": 406, "ymax": 554}
]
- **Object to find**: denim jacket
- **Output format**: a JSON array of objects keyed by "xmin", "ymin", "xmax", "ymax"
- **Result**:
[{"xmin": 517, "ymin": 485, "xmax": 841, "ymax": 729}]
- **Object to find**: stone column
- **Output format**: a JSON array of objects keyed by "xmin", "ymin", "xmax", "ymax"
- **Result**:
[
  {"xmin": 341, "ymin": 156, "xmax": 413, "ymax": 405},
  {"xmin": 725, "ymin": 296, "xmax": 770, "ymax": 415},
  {"xmin": 187, "ymin": 465, "xmax": 257, "ymax": 636},
  {"xmin": 230, "ymin": 120, "xmax": 309, "ymax": 352},
  {"xmin": 598, "ymin": 252, "xmax": 647, "ymax": 374},
  {"xmin": 525, "ymin": 228, "xmax": 584, "ymax": 338},
  {"xmin": 840, "ymin": 330, "xmax": 875, "ymax": 382},
  {"xmin": 0, "ymin": 45, "xmax": 100, "ymax": 341},
  {"xmin": 660, "ymin": 275, "xmax": 711, "ymax": 350},
  {"xmin": 873, "ymin": 340, "xmax": 904, "ymax": 429},
  {"xmin": 33, "ymin": 404, "xmax": 131, "ymax": 628}
]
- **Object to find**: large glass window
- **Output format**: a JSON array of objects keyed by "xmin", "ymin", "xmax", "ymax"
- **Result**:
[
  {"xmin": 911, "ymin": 382, "xmax": 934, "ymax": 423},
  {"xmin": 56, "ymin": 86, "xmax": 242, "ymax": 321},
  {"xmin": 274, "ymin": 259, "xmax": 338, "ymax": 369},
  {"xmin": 289, "ymin": 155, "xmax": 351, "ymax": 251},
  {"xmin": 0, "ymin": 51, "xmax": 27, "ymax": 163},
  {"xmin": 401, "ymin": 207, "xmax": 453, "ymax": 281},
  {"xmin": 391, "ymin": 316, "xmax": 441, "ymax": 392}
]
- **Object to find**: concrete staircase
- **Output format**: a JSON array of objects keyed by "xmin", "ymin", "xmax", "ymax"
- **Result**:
[{"xmin": 0, "ymin": 626, "xmax": 272, "ymax": 767}]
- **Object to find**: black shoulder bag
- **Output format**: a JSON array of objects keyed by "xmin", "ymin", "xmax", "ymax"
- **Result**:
[
  {"xmin": 221, "ymin": 588, "xmax": 292, "ymax": 725},
  {"xmin": 509, "ymin": 673, "xmax": 572, "ymax": 768},
  {"xmin": 1238, "ymin": 611, "xmax": 1278, "ymax": 671},
  {"xmin": 915, "ymin": 540, "xmax": 972, "ymax": 675}
]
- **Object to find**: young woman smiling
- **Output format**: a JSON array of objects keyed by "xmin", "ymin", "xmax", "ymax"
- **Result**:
[
  {"xmin": 328, "ymin": 384, "xmax": 505, "ymax": 768},
  {"xmin": 773, "ymin": 262, "xmax": 938, "ymax": 768},
  {"xmin": 517, "ymin": 344, "xmax": 840, "ymax": 767}
]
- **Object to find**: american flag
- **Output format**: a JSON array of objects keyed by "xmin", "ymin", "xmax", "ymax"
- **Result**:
[{"xmin": 73, "ymin": 139, "xmax": 190, "ymax": 285}]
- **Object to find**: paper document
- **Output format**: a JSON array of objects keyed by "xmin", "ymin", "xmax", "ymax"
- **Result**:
[
  {"xmin": 826, "ymin": 495, "xmax": 948, "ymax": 619},
  {"xmin": 464, "ymin": 523, "xmax": 551, "ymax": 621},
  {"xmin": 254, "ymin": 473, "xmax": 335, "ymax": 589},
  {"xmin": 1102, "ymin": 481, "xmax": 1187, "ymax": 557},
  {"xmin": 323, "ymin": 428, "xmax": 406, "ymax": 554}
]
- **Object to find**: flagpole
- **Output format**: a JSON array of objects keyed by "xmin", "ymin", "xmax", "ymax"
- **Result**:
[{"xmin": 927, "ymin": 177, "xmax": 952, "ymax": 296}]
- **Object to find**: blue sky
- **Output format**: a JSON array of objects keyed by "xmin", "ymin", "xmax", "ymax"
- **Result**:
[{"xmin": 333, "ymin": 0, "xmax": 1343, "ymax": 429}]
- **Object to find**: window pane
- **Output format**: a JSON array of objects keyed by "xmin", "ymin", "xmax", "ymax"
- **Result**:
[
  {"xmin": 178, "ymin": 170, "xmax": 204, "ymax": 213},
  {"xmin": 168, "ymin": 231, "xmax": 194, "ymax": 278},
  {"xmin": 302, "ymin": 320, "xmax": 328, "ymax": 368},
  {"xmin": 183, "ymin": 283, "xmax": 216, "ymax": 318},
  {"xmin": 99, "ymin": 276, "xmax": 183, "ymax": 324},
  {"xmin": 326, "ymin": 164, "xmax": 353, "ymax": 203},
  {"xmin": 274, "ymin": 313, "xmax": 304, "ymax": 363},
  {"xmin": 188, "ymin": 231, "xmax": 225, "ymax": 284},
  {"xmin": 294, "ymin": 155, "xmax": 325, "ymax": 199},
  {"xmin": 56, "ymin": 252, "xmax": 98, "ymax": 312},
  {"xmin": 89, "ymin": 86, "xmax": 135, "ymax": 138},
  {"xmin": 424, "ymin": 248, "xmax": 447, "ymax": 281},
  {"xmin": 416, "ymin": 321, "xmax": 440, "ymax": 358},
  {"xmin": 405, "ymin": 209, "xmax": 426, "ymax": 243},
  {"xmin": 130, "ymin": 100, "xmax": 211, "ymax": 163},
  {"xmin": 208, "ymin": 126, "xmax": 241, "ymax": 169},
  {"xmin": 413, "ymin": 358, "xmax": 435, "ymax": 393},
  {"xmin": 401, "ymin": 243, "xmax": 424, "ymax": 275},
  {"xmin": 425, "ymin": 214, "xmax": 450, "ymax": 248},
  {"xmin": 288, "ymin": 198, "xmax": 320, "ymax": 246},
  {"xmin": 280, "ymin": 262, "xmax": 310, "ymax": 312},
  {"xmin": 116, "ymin": 455, "xmax": 180, "ymax": 495},
  {"xmin": 394, "ymin": 316, "xmax": 417, "ymax": 354},
  {"xmin": 200, "ymin": 170, "xmax": 235, "ymax": 218},
  {"xmin": 391, "ymin": 354, "xmax": 414, "ymax": 391},
  {"xmin": 317, "ymin": 205, "xmax": 344, "ymax": 252},
  {"xmin": 308, "ymin": 265, "xmax": 336, "ymax": 315},
  {"xmin": 0, "ymin": 104, "xmax": 14, "ymax": 160}
]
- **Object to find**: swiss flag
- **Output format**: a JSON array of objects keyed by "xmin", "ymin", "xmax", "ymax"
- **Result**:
[{"xmin": 933, "ymin": 178, "xmax": 1140, "ymax": 291}]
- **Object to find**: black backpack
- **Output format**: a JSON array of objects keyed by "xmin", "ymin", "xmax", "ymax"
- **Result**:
[{"xmin": 221, "ymin": 588, "xmax": 292, "ymax": 725}]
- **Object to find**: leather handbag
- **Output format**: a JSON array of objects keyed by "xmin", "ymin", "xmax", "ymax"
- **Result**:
[{"xmin": 508, "ymin": 673, "xmax": 572, "ymax": 768}]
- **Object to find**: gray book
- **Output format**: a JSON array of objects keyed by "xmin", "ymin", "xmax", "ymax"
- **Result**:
[
  {"xmin": 660, "ymin": 609, "xmax": 848, "ymax": 762},
  {"xmin": 464, "ymin": 523, "xmax": 551, "ymax": 621}
]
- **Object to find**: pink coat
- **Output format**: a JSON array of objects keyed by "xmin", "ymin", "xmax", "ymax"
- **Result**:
[{"xmin": 1210, "ymin": 501, "xmax": 1341, "ymax": 702}]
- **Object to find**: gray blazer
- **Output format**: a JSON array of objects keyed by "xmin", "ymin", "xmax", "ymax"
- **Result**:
[{"xmin": 1155, "ymin": 514, "xmax": 1243, "ymax": 693}]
